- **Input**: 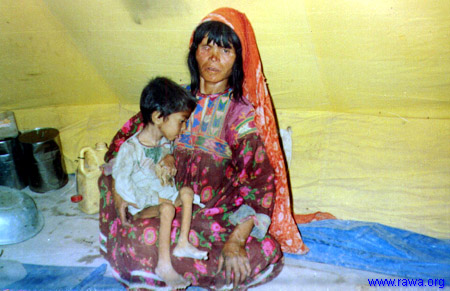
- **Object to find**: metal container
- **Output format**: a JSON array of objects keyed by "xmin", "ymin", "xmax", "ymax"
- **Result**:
[
  {"xmin": 0, "ymin": 111, "xmax": 19, "ymax": 139},
  {"xmin": 19, "ymin": 128, "xmax": 68, "ymax": 193},
  {"xmin": 0, "ymin": 186, "xmax": 44, "ymax": 245},
  {"xmin": 0, "ymin": 136, "xmax": 28, "ymax": 189}
]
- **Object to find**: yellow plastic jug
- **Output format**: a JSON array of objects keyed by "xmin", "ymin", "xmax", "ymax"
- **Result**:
[{"xmin": 76, "ymin": 142, "xmax": 107, "ymax": 214}]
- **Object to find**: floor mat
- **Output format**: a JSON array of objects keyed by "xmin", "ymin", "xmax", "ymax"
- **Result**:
[
  {"xmin": 287, "ymin": 220, "xmax": 450, "ymax": 281},
  {"xmin": 3, "ymin": 220, "xmax": 449, "ymax": 290},
  {"xmin": 2, "ymin": 263, "xmax": 124, "ymax": 290}
]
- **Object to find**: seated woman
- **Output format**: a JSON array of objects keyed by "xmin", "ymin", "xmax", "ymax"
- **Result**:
[{"xmin": 99, "ymin": 7, "xmax": 306, "ymax": 290}]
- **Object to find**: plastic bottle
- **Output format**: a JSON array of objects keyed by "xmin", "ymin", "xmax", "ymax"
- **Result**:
[{"xmin": 76, "ymin": 142, "xmax": 107, "ymax": 214}]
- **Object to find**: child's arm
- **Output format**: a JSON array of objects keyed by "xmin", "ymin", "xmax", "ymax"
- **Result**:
[
  {"xmin": 112, "ymin": 141, "xmax": 141, "ymax": 214},
  {"xmin": 111, "ymin": 178, "xmax": 138, "ymax": 227}
]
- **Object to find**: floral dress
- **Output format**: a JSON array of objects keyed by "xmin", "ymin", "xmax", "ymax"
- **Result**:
[{"xmin": 98, "ymin": 88, "xmax": 284, "ymax": 290}]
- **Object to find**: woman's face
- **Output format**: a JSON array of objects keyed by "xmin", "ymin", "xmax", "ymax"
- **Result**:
[{"xmin": 195, "ymin": 36, "xmax": 236, "ymax": 92}]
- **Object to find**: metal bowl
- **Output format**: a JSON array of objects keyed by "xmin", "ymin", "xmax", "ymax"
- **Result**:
[{"xmin": 0, "ymin": 186, "xmax": 44, "ymax": 245}]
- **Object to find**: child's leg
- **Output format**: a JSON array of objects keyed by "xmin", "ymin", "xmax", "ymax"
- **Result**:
[
  {"xmin": 154, "ymin": 202, "xmax": 190, "ymax": 288},
  {"xmin": 177, "ymin": 187, "xmax": 194, "ymax": 242},
  {"xmin": 173, "ymin": 187, "xmax": 208, "ymax": 260},
  {"xmin": 133, "ymin": 205, "xmax": 159, "ymax": 219}
]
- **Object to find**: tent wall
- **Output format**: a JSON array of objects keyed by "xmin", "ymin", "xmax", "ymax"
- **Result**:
[{"xmin": 1, "ymin": 0, "xmax": 449, "ymax": 239}]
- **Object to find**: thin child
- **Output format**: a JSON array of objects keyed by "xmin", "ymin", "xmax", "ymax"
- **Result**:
[{"xmin": 112, "ymin": 77, "xmax": 207, "ymax": 289}]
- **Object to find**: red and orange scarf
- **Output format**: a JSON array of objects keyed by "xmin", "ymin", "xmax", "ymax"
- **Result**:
[{"xmin": 199, "ymin": 7, "xmax": 308, "ymax": 254}]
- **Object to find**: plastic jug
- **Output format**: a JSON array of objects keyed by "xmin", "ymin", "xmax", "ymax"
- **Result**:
[{"xmin": 76, "ymin": 142, "xmax": 107, "ymax": 214}]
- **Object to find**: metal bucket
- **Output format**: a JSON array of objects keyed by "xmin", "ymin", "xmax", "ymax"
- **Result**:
[
  {"xmin": 0, "ymin": 136, "xmax": 28, "ymax": 189},
  {"xmin": 19, "ymin": 128, "xmax": 68, "ymax": 193}
]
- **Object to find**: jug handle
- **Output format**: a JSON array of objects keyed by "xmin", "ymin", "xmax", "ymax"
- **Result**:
[{"xmin": 79, "ymin": 147, "xmax": 100, "ymax": 175}]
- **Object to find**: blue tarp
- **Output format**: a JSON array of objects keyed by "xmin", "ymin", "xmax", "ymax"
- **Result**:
[
  {"xmin": 286, "ymin": 220, "xmax": 450, "ymax": 281},
  {"xmin": 4, "ymin": 263, "xmax": 124, "ymax": 290},
  {"xmin": 4, "ymin": 220, "xmax": 449, "ymax": 289}
]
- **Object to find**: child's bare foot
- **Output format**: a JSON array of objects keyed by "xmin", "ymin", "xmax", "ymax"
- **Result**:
[
  {"xmin": 173, "ymin": 243, "xmax": 208, "ymax": 260},
  {"xmin": 155, "ymin": 264, "xmax": 190, "ymax": 289}
]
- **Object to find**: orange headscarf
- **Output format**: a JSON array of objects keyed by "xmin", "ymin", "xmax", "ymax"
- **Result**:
[{"xmin": 198, "ymin": 8, "xmax": 308, "ymax": 254}]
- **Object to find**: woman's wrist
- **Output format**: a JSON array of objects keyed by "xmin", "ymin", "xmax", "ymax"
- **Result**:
[
  {"xmin": 228, "ymin": 218, "xmax": 254, "ymax": 246},
  {"xmin": 229, "ymin": 204, "xmax": 271, "ymax": 239}
]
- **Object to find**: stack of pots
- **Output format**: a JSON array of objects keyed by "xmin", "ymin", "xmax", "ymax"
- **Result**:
[{"xmin": 0, "ymin": 111, "xmax": 68, "ymax": 193}]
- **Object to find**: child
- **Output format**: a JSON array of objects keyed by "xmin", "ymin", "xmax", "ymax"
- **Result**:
[{"xmin": 112, "ymin": 77, "xmax": 207, "ymax": 289}]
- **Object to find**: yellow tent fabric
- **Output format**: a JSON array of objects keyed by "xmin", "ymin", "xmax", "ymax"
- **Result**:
[{"xmin": 1, "ymin": 0, "xmax": 449, "ymax": 239}]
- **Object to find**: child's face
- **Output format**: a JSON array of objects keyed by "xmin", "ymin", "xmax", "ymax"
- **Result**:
[{"xmin": 159, "ymin": 110, "xmax": 191, "ymax": 141}]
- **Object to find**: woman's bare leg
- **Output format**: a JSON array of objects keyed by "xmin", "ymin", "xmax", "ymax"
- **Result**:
[
  {"xmin": 153, "ymin": 202, "xmax": 190, "ymax": 289},
  {"xmin": 173, "ymin": 187, "xmax": 208, "ymax": 260}
]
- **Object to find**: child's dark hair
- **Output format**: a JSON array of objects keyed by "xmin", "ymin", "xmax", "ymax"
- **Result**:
[{"xmin": 140, "ymin": 77, "xmax": 197, "ymax": 125}]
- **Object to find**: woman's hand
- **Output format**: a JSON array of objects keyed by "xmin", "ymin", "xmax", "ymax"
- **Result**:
[
  {"xmin": 217, "ymin": 219, "xmax": 253, "ymax": 288},
  {"xmin": 156, "ymin": 154, "xmax": 177, "ymax": 186}
]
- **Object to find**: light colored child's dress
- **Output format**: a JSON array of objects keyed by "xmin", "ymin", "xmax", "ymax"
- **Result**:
[{"xmin": 112, "ymin": 131, "xmax": 178, "ymax": 215}]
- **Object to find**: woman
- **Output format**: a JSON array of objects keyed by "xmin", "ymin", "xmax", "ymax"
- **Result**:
[{"xmin": 99, "ymin": 7, "xmax": 306, "ymax": 290}]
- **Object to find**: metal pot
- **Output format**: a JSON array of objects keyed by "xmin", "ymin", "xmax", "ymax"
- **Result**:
[
  {"xmin": 0, "ymin": 136, "xmax": 28, "ymax": 189},
  {"xmin": 19, "ymin": 128, "xmax": 68, "ymax": 193}
]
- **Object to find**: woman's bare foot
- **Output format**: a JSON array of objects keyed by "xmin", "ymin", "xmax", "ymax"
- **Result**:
[
  {"xmin": 173, "ymin": 242, "xmax": 208, "ymax": 260},
  {"xmin": 155, "ymin": 264, "xmax": 190, "ymax": 289}
]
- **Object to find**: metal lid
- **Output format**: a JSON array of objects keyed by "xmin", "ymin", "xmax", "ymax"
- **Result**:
[{"xmin": 18, "ymin": 128, "xmax": 60, "ymax": 144}]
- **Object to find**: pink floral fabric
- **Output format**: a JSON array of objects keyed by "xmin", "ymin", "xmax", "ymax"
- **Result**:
[{"xmin": 99, "ymin": 90, "xmax": 284, "ymax": 289}]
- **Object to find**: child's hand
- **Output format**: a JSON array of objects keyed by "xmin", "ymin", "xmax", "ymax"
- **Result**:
[
  {"xmin": 156, "ymin": 154, "xmax": 177, "ymax": 186},
  {"xmin": 155, "ymin": 163, "xmax": 174, "ymax": 186},
  {"xmin": 112, "ymin": 179, "xmax": 138, "ymax": 227},
  {"xmin": 160, "ymin": 154, "xmax": 177, "ymax": 176},
  {"xmin": 117, "ymin": 197, "xmax": 139, "ymax": 228}
]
